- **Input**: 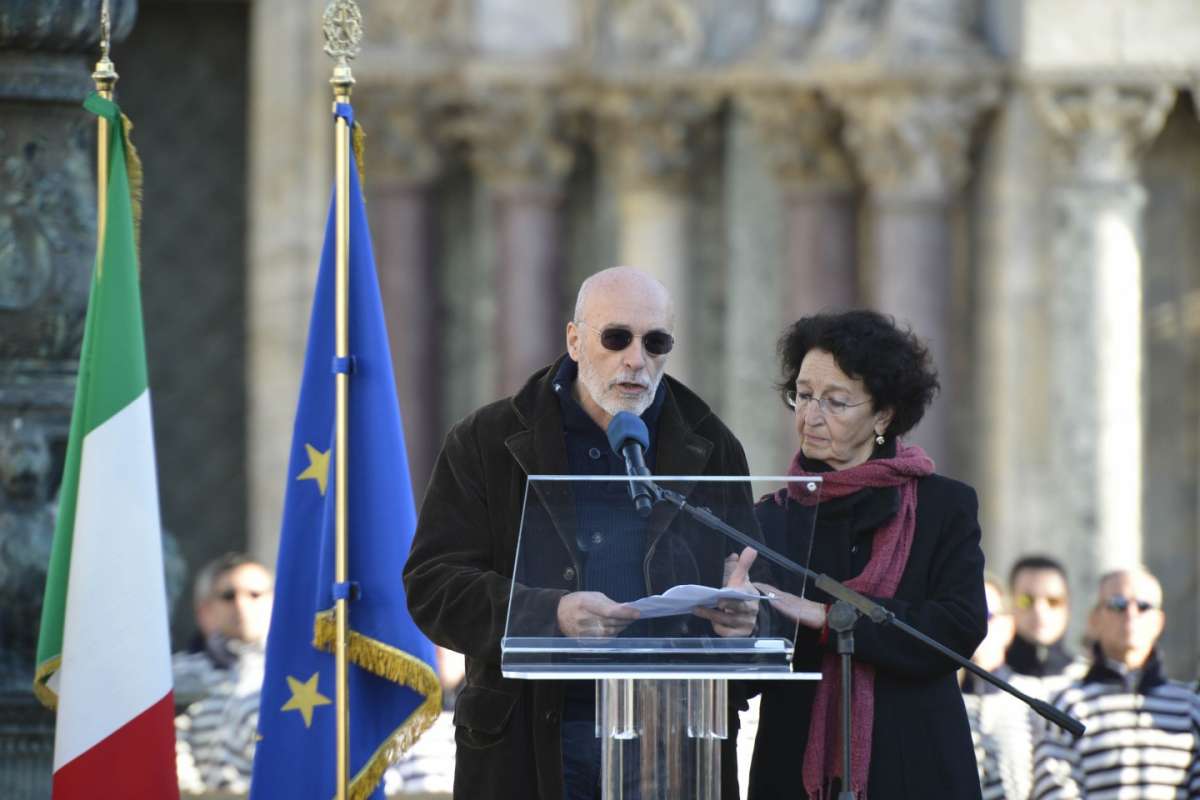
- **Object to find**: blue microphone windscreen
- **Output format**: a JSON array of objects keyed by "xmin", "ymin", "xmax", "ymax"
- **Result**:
[{"xmin": 606, "ymin": 411, "xmax": 649, "ymax": 454}]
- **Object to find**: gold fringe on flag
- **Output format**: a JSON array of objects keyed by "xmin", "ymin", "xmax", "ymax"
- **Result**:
[
  {"xmin": 351, "ymin": 121, "xmax": 366, "ymax": 197},
  {"xmin": 313, "ymin": 610, "xmax": 443, "ymax": 800},
  {"xmin": 120, "ymin": 112, "xmax": 144, "ymax": 258},
  {"xmin": 33, "ymin": 655, "xmax": 62, "ymax": 710}
]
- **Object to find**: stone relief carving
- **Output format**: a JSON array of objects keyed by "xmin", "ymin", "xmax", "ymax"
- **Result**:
[
  {"xmin": 0, "ymin": 414, "xmax": 184, "ymax": 688},
  {"xmin": 739, "ymin": 88, "xmax": 855, "ymax": 190},
  {"xmin": 807, "ymin": 0, "xmax": 883, "ymax": 61},
  {"xmin": 0, "ymin": 117, "xmax": 93, "ymax": 361},
  {"xmin": 808, "ymin": 0, "xmax": 988, "ymax": 67},
  {"xmin": 1034, "ymin": 84, "xmax": 1176, "ymax": 183},
  {"xmin": 474, "ymin": 0, "xmax": 577, "ymax": 57},
  {"xmin": 753, "ymin": 0, "xmax": 827, "ymax": 61},
  {"xmin": 455, "ymin": 85, "xmax": 577, "ymax": 189},
  {"xmin": 833, "ymin": 83, "xmax": 998, "ymax": 199},
  {"xmin": 0, "ymin": 0, "xmax": 137, "ymax": 53},
  {"xmin": 361, "ymin": 0, "xmax": 461, "ymax": 52},
  {"xmin": 603, "ymin": 0, "xmax": 705, "ymax": 67},
  {"xmin": 592, "ymin": 85, "xmax": 720, "ymax": 189},
  {"xmin": 0, "ymin": 417, "xmax": 57, "ymax": 686},
  {"xmin": 884, "ymin": 0, "xmax": 984, "ymax": 61}
]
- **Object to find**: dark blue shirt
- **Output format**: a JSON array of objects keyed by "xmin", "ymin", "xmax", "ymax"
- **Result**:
[{"xmin": 552, "ymin": 358, "xmax": 665, "ymax": 721}]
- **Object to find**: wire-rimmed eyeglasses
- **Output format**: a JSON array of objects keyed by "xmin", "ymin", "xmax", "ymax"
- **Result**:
[{"xmin": 785, "ymin": 390, "xmax": 870, "ymax": 418}]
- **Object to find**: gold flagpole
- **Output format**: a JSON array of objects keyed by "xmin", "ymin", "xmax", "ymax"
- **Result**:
[
  {"xmin": 323, "ymin": 2, "xmax": 362, "ymax": 798},
  {"xmin": 93, "ymin": 0, "xmax": 117, "ymax": 257}
]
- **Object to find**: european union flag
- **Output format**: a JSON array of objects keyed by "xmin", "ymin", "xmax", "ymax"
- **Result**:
[{"xmin": 250, "ymin": 103, "xmax": 440, "ymax": 800}]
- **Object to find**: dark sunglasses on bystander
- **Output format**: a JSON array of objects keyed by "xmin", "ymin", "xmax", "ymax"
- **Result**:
[{"xmin": 1102, "ymin": 594, "xmax": 1157, "ymax": 614}]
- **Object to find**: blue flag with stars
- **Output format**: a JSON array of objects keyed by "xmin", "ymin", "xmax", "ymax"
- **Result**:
[{"xmin": 250, "ymin": 103, "xmax": 440, "ymax": 800}]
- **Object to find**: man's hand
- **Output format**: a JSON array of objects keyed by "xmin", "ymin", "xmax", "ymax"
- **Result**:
[
  {"xmin": 693, "ymin": 547, "xmax": 760, "ymax": 637},
  {"xmin": 557, "ymin": 591, "xmax": 641, "ymax": 638},
  {"xmin": 753, "ymin": 582, "xmax": 827, "ymax": 630}
]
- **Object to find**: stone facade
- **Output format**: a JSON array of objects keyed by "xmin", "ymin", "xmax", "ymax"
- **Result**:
[
  {"xmin": 239, "ymin": 0, "xmax": 1200, "ymax": 676},
  {"xmin": 3, "ymin": 4, "xmax": 1200, "ymax": 748},
  {"xmin": 236, "ymin": 0, "xmax": 1200, "ymax": 676}
]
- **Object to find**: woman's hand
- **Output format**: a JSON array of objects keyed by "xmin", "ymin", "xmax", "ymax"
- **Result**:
[
  {"xmin": 754, "ymin": 582, "xmax": 827, "ymax": 630},
  {"xmin": 693, "ymin": 548, "xmax": 760, "ymax": 637}
]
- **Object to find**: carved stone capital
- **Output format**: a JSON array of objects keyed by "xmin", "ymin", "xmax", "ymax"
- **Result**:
[
  {"xmin": 833, "ymin": 83, "xmax": 998, "ymax": 201},
  {"xmin": 355, "ymin": 81, "xmax": 457, "ymax": 186},
  {"xmin": 593, "ymin": 85, "xmax": 720, "ymax": 191},
  {"xmin": 1034, "ymin": 84, "xmax": 1175, "ymax": 184},
  {"xmin": 739, "ymin": 88, "xmax": 855, "ymax": 192},
  {"xmin": 456, "ymin": 84, "xmax": 577, "ymax": 192}
]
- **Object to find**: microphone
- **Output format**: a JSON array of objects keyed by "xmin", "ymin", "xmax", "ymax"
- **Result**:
[{"xmin": 606, "ymin": 411, "xmax": 655, "ymax": 517}]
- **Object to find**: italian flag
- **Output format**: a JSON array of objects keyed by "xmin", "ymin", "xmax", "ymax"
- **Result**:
[{"xmin": 34, "ymin": 94, "xmax": 178, "ymax": 799}]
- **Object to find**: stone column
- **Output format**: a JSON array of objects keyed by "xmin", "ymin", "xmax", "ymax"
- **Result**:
[
  {"xmin": 0, "ymin": 4, "xmax": 137, "ymax": 795},
  {"xmin": 462, "ymin": 86, "xmax": 576, "ymax": 394},
  {"xmin": 1033, "ymin": 83, "xmax": 1175, "ymax": 599},
  {"xmin": 245, "ymin": 0, "xmax": 333, "ymax": 564},
  {"xmin": 357, "ymin": 83, "xmax": 446, "ymax": 502},
  {"xmin": 594, "ymin": 87, "xmax": 718, "ymax": 385},
  {"xmin": 834, "ymin": 83, "xmax": 997, "ymax": 469},
  {"xmin": 741, "ymin": 88, "xmax": 859, "ymax": 317}
]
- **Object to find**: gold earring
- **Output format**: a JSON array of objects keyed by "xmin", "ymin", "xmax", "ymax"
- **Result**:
[{"xmin": 875, "ymin": 433, "xmax": 885, "ymax": 445}]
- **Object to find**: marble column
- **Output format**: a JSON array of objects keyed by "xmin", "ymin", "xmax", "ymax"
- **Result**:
[
  {"xmin": 1033, "ymin": 83, "xmax": 1175, "ymax": 601},
  {"xmin": 741, "ymin": 88, "xmax": 859, "ymax": 318},
  {"xmin": 974, "ymin": 88, "xmax": 1059, "ymax": 575},
  {"xmin": 357, "ymin": 84, "xmax": 446, "ymax": 501},
  {"xmin": 594, "ymin": 87, "xmax": 718, "ymax": 386},
  {"xmin": 834, "ymin": 83, "xmax": 997, "ymax": 470},
  {"xmin": 245, "ymin": 0, "xmax": 334, "ymax": 564},
  {"xmin": 463, "ymin": 86, "xmax": 576, "ymax": 395}
]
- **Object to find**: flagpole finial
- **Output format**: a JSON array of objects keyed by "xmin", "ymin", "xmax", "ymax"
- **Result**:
[
  {"xmin": 323, "ymin": 0, "xmax": 362, "ymax": 98},
  {"xmin": 93, "ymin": 0, "xmax": 118, "ymax": 92}
]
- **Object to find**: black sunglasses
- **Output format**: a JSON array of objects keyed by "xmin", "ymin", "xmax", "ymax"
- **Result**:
[
  {"xmin": 1103, "ymin": 594, "xmax": 1156, "ymax": 614},
  {"xmin": 584, "ymin": 324, "xmax": 675, "ymax": 356},
  {"xmin": 218, "ymin": 588, "xmax": 268, "ymax": 602}
]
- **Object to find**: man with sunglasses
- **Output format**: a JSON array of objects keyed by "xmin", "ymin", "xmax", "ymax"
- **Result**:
[
  {"xmin": 1032, "ymin": 567, "xmax": 1200, "ymax": 798},
  {"xmin": 1005, "ymin": 555, "xmax": 1083, "ymax": 682},
  {"xmin": 405, "ymin": 266, "xmax": 760, "ymax": 800},
  {"xmin": 172, "ymin": 553, "xmax": 274, "ymax": 793}
]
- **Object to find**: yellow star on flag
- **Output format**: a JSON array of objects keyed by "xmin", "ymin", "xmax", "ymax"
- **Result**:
[
  {"xmin": 296, "ymin": 443, "xmax": 330, "ymax": 495},
  {"xmin": 280, "ymin": 672, "xmax": 332, "ymax": 728}
]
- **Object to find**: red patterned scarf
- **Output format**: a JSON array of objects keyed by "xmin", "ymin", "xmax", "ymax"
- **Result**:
[{"xmin": 788, "ymin": 443, "xmax": 934, "ymax": 799}]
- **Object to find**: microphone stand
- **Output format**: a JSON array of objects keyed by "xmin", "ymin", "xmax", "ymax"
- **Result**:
[{"xmin": 639, "ymin": 479, "xmax": 1084, "ymax": 797}]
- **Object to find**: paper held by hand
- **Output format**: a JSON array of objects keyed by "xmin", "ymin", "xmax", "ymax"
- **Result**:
[{"xmin": 625, "ymin": 584, "xmax": 761, "ymax": 620}]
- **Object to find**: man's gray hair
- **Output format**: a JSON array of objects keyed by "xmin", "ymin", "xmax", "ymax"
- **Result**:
[{"xmin": 192, "ymin": 552, "xmax": 271, "ymax": 608}]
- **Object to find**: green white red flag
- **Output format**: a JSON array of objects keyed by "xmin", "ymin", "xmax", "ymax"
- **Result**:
[{"xmin": 34, "ymin": 93, "xmax": 178, "ymax": 799}]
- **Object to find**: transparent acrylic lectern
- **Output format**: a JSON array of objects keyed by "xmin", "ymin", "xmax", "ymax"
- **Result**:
[{"xmin": 502, "ymin": 475, "xmax": 822, "ymax": 800}]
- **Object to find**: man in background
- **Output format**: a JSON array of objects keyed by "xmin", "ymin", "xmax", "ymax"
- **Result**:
[
  {"xmin": 1032, "ymin": 567, "xmax": 1200, "ymax": 798},
  {"xmin": 963, "ymin": 575, "xmax": 1037, "ymax": 800},
  {"xmin": 1004, "ymin": 555, "xmax": 1082, "ymax": 681},
  {"xmin": 172, "ymin": 553, "xmax": 273, "ymax": 794}
]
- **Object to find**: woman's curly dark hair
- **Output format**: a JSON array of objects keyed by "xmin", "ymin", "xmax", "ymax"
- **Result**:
[{"xmin": 775, "ymin": 310, "xmax": 940, "ymax": 439}]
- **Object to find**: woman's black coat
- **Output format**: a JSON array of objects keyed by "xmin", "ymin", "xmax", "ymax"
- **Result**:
[{"xmin": 747, "ymin": 468, "xmax": 988, "ymax": 800}]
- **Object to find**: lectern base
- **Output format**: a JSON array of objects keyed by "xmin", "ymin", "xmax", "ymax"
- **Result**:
[{"xmin": 597, "ymin": 678, "xmax": 726, "ymax": 800}]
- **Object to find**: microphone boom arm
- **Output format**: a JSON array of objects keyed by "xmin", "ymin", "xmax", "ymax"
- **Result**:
[{"xmin": 645, "ymin": 481, "xmax": 1085, "ymax": 738}]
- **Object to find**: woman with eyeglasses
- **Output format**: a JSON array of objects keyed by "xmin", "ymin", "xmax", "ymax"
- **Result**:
[{"xmin": 746, "ymin": 310, "xmax": 989, "ymax": 800}]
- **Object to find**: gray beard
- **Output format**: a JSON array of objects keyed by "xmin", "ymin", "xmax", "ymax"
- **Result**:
[{"xmin": 577, "ymin": 358, "xmax": 662, "ymax": 420}]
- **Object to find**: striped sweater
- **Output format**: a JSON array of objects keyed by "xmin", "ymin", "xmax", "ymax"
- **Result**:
[
  {"xmin": 1032, "ymin": 651, "xmax": 1200, "ymax": 799},
  {"xmin": 965, "ymin": 667, "xmax": 1046, "ymax": 800}
]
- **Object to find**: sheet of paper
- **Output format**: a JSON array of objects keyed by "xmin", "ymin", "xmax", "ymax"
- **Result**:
[{"xmin": 625, "ymin": 584, "xmax": 762, "ymax": 619}]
